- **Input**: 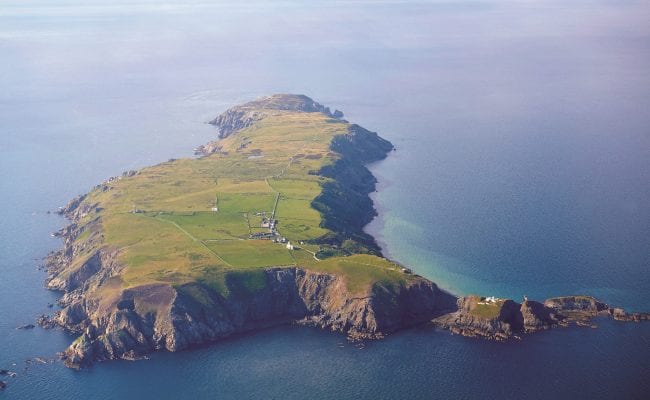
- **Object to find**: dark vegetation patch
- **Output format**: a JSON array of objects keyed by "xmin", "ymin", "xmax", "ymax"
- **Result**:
[{"xmin": 311, "ymin": 124, "xmax": 393, "ymax": 257}]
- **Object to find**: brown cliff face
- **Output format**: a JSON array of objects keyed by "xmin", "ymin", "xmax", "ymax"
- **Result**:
[
  {"xmin": 520, "ymin": 300, "xmax": 562, "ymax": 332},
  {"xmin": 59, "ymin": 266, "xmax": 456, "ymax": 368},
  {"xmin": 433, "ymin": 297, "xmax": 561, "ymax": 340},
  {"xmin": 433, "ymin": 297, "xmax": 524, "ymax": 340}
]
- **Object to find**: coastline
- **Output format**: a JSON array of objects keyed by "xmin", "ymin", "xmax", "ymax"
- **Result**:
[
  {"xmin": 364, "ymin": 159, "xmax": 395, "ymax": 260},
  {"xmin": 40, "ymin": 95, "xmax": 649, "ymax": 369}
]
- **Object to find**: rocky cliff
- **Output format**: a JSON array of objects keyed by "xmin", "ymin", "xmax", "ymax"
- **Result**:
[
  {"xmin": 196, "ymin": 94, "xmax": 344, "ymax": 155},
  {"xmin": 434, "ymin": 295, "xmax": 649, "ymax": 340},
  {"xmin": 310, "ymin": 123, "xmax": 394, "ymax": 256},
  {"xmin": 52, "ymin": 255, "xmax": 456, "ymax": 368}
]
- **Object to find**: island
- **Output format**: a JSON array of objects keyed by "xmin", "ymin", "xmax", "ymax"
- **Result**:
[{"xmin": 43, "ymin": 94, "xmax": 648, "ymax": 368}]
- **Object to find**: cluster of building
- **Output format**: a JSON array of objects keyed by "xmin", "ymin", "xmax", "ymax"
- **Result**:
[
  {"xmin": 478, "ymin": 296, "xmax": 500, "ymax": 305},
  {"xmin": 250, "ymin": 210, "xmax": 279, "ymax": 240},
  {"xmin": 260, "ymin": 216, "xmax": 277, "ymax": 231},
  {"xmin": 248, "ymin": 196, "xmax": 302, "ymax": 252}
]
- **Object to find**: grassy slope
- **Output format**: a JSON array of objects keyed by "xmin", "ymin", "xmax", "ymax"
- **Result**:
[
  {"xmin": 465, "ymin": 295, "xmax": 506, "ymax": 319},
  {"xmin": 69, "ymin": 106, "xmax": 410, "ymax": 297}
]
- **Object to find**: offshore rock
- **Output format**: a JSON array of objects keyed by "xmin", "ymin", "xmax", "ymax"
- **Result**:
[
  {"xmin": 434, "ymin": 295, "xmax": 647, "ymax": 340},
  {"xmin": 36, "ymin": 314, "xmax": 57, "ymax": 329}
]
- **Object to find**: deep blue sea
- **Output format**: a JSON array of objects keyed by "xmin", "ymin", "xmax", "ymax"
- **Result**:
[{"xmin": 1, "ymin": 1, "xmax": 649, "ymax": 398}]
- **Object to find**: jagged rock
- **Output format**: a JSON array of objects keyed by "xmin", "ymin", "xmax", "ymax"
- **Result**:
[
  {"xmin": 194, "ymin": 142, "xmax": 222, "ymax": 156},
  {"xmin": 0, "ymin": 381, "xmax": 6, "ymax": 389},
  {"xmin": 16, "ymin": 324, "xmax": 35, "ymax": 330},
  {"xmin": 520, "ymin": 300, "xmax": 561, "ymax": 332},
  {"xmin": 47, "ymin": 251, "xmax": 102, "ymax": 291},
  {"xmin": 544, "ymin": 296, "xmax": 608, "ymax": 314},
  {"xmin": 607, "ymin": 307, "xmax": 650, "ymax": 322},
  {"xmin": 36, "ymin": 314, "xmax": 57, "ymax": 329},
  {"xmin": 57, "ymin": 194, "xmax": 87, "ymax": 216}
]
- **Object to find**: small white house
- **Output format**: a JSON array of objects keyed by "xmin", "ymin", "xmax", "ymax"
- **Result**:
[{"xmin": 286, "ymin": 242, "xmax": 294, "ymax": 250}]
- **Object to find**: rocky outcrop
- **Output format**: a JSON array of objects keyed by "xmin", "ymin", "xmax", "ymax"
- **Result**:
[
  {"xmin": 543, "ymin": 296, "xmax": 608, "ymax": 314},
  {"xmin": 58, "ymin": 267, "xmax": 456, "ymax": 368},
  {"xmin": 544, "ymin": 296, "xmax": 650, "ymax": 322},
  {"xmin": 36, "ymin": 314, "xmax": 57, "ymax": 329},
  {"xmin": 46, "ymin": 251, "xmax": 102, "ymax": 292},
  {"xmin": 209, "ymin": 94, "xmax": 341, "ymax": 140},
  {"xmin": 520, "ymin": 300, "xmax": 561, "ymax": 332},
  {"xmin": 56, "ymin": 194, "xmax": 87, "ymax": 216},
  {"xmin": 607, "ymin": 308, "xmax": 650, "ymax": 322},
  {"xmin": 433, "ymin": 297, "xmax": 525, "ymax": 340},
  {"xmin": 434, "ymin": 295, "xmax": 648, "ymax": 341}
]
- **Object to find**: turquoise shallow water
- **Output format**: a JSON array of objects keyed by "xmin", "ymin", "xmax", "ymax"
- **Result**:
[{"xmin": 1, "ymin": 1, "xmax": 649, "ymax": 398}]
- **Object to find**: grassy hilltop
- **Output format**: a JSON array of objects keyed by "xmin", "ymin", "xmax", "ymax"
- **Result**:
[{"xmin": 61, "ymin": 94, "xmax": 411, "ymax": 298}]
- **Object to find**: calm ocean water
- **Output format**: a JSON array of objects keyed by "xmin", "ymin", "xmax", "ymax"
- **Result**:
[{"xmin": 1, "ymin": 1, "xmax": 648, "ymax": 398}]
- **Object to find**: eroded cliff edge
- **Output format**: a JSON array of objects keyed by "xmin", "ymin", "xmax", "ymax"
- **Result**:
[{"xmin": 57, "ymin": 267, "xmax": 455, "ymax": 368}]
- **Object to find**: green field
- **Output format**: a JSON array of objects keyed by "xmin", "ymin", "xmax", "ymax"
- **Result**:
[
  {"xmin": 205, "ymin": 240, "xmax": 295, "ymax": 268},
  {"xmin": 157, "ymin": 212, "xmax": 249, "ymax": 240},
  {"xmin": 466, "ymin": 296, "xmax": 505, "ymax": 319}
]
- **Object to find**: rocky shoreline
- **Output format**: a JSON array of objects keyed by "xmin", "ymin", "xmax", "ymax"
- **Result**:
[
  {"xmin": 433, "ymin": 295, "xmax": 649, "ymax": 341},
  {"xmin": 55, "ymin": 267, "xmax": 456, "ymax": 368},
  {"xmin": 44, "ymin": 220, "xmax": 459, "ymax": 368}
]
